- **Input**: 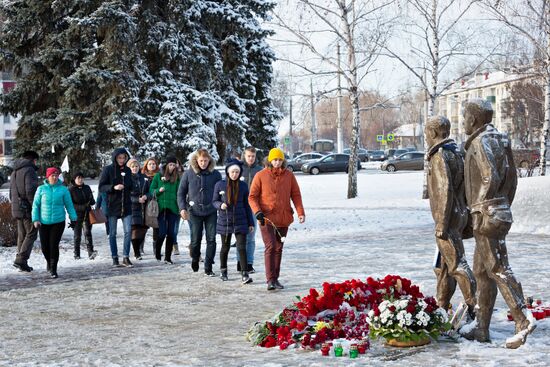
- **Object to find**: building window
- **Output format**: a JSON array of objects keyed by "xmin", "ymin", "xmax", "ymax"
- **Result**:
[
  {"xmin": 3, "ymin": 114, "xmax": 10, "ymax": 124},
  {"xmin": 4, "ymin": 139, "xmax": 14, "ymax": 156}
]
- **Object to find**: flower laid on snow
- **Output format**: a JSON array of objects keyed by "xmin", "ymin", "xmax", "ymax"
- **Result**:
[{"xmin": 247, "ymin": 275, "xmax": 449, "ymax": 354}]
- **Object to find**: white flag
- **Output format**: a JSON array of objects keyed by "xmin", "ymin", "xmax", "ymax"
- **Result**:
[
  {"xmin": 51, "ymin": 145, "xmax": 55, "ymax": 153},
  {"xmin": 61, "ymin": 155, "xmax": 70, "ymax": 173}
]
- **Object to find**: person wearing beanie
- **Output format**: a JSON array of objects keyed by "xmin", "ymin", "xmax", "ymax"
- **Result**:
[
  {"xmin": 10, "ymin": 150, "xmax": 40, "ymax": 272},
  {"xmin": 178, "ymin": 148, "xmax": 222, "ymax": 276},
  {"xmin": 127, "ymin": 159, "xmax": 151, "ymax": 260},
  {"xmin": 69, "ymin": 172, "xmax": 97, "ymax": 260},
  {"xmin": 212, "ymin": 158, "xmax": 254, "ymax": 284},
  {"xmin": 149, "ymin": 154, "xmax": 180, "ymax": 264},
  {"xmin": 32, "ymin": 167, "xmax": 77, "ymax": 278},
  {"xmin": 249, "ymin": 147, "xmax": 306, "ymax": 291},
  {"xmin": 98, "ymin": 147, "xmax": 134, "ymax": 267}
]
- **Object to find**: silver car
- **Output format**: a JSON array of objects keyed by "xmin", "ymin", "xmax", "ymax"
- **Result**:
[{"xmin": 381, "ymin": 151, "xmax": 425, "ymax": 172}]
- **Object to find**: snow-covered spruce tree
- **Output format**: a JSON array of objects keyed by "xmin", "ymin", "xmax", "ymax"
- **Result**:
[
  {"xmin": 0, "ymin": 1, "xmax": 144, "ymax": 171},
  {"xmin": 0, "ymin": 0, "xmax": 280, "ymax": 166},
  {"xmin": 125, "ymin": 0, "xmax": 281, "ymax": 161}
]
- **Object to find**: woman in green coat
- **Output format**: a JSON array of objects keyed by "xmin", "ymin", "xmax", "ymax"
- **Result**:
[
  {"xmin": 149, "ymin": 156, "xmax": 180, "ymax": 264},
  {"xmin": 32, "ymin": 167, "xmax": 77, "ymax": 278}
]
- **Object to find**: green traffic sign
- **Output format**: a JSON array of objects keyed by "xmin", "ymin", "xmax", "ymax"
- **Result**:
[
  {"xmin": 387, "ymin": 133, "xmax": 395, "ymax": 142},
  {"xmin": 284, "ymin": 136, "xmax": 290, "ymax": 144},
  {"xmin": 376, "ymin": 135, "xmax": 384, "ymax": 141}
]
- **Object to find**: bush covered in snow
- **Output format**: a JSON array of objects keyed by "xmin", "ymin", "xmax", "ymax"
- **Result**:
[{"xmin": 0, "ymin": 196, "xmax": 16, "ymax": 247}]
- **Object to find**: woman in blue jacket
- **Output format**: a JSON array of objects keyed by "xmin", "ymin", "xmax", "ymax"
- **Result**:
[
  {"xmin": 212, "ymin": 159, "xmax": 254, "ymax": 284},
  {"xmin": 32, "ymin": 167, "xmax": 77, "ymax": 278}
]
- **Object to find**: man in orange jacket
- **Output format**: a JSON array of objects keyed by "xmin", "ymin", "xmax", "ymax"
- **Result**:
[{"xmin": 248, "ymin": 148, "xmax": 305, "ymax": 291}]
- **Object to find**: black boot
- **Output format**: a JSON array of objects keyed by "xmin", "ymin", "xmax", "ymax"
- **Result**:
[
  {"xmin": 50, "ymin": 261, "xmax": 58, "ymax": 278},
  {"xmin": 267, "ymin": 281, "xmax": 276, "ymax": 291},
  {"xmin": 220, "ymin": 269, "xmax": 228, "ymax": 281},
  {"xmin": 122, "ymin": 257, "xmax": 134, "ymax": 268},
  {"xmin": 132, "ymin": 239, "xmax": 142, "ymax": 260},
  {"xmin": 247, "ymin": 264, "xmax": 255, "ymax": 274},
  {"xmin": 74, "ymin": 246, "xmax": 81, "ymax": 260},
  {"xmin": 237, "ymin": 261, "xmax": 241, "ymax": 272},
  {"xmin": 241, "ymin": 271, "xmax": 252, "ymax": 284},
  {"xmin": 155, "ymin": 238, "xmax": 163, "ymax": 261},
  {"xmin": 112, "ymin": 257, "xmax": 120, "ymax": 267},
  {"xmin": 273, "ymin": 280, "xmax": 284, "ymax": 289}
]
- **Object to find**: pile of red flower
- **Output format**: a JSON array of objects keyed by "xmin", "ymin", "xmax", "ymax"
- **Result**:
[{"xmin": 246, "ymin": 275, "xmax": 429, "ymax": 350}]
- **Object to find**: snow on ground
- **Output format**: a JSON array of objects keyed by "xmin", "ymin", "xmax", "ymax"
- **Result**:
[{"xmin": 0, "ymin": 170, "xmax": 549, "ymax": 366}]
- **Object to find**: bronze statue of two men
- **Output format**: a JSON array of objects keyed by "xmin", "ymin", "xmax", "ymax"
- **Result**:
[{"xmin": 426, "ymin": 99, "xmax": 535, "ymax": 349}]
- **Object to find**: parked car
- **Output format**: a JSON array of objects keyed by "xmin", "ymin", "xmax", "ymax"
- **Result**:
[
  {"xmin": 301, "ymin": 153, "xmax": 361, "ymax": 175},
  {"xmin": 368, "ymin": 150, "xmax": 386, "ymax": 161},
  {"xmin": 384, "ymin": 148, "xmax": 409, "ymax": 160},
  {"xmin": 287, "ymin": 153, "xmax": 325, "ymax": 172},
  {"xmin": 512, "ymin": 148, "xmax": 540, "ymax": 169},
  {"xmin": 343, "ymin": 148, "xmax": 369, "ymax": 162},
  {"xmin": 381, "ymin": 151, "xmax": 425, "ymax": 172}
]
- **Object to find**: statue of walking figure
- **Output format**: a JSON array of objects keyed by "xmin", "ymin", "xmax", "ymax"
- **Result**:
[
  {"xmin": 426, "ymin": 116, "xmax": 477, "ymax": 321},
  {"xmin": 459, "ymin": 99, "xmax": 535, "ymax": 349}
]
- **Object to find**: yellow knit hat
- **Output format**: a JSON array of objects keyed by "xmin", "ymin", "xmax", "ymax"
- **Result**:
[{"xmin": 268, "ymin": 148, "xmax": 285, "ymax": 162}]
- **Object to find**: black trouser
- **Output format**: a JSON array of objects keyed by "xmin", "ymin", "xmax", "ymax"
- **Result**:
[
  {"xmin": 132, "ymin": 225, "xmax": 148, "ymax": 258},
  {"xmin": 15, "ymin": 217, "xmax": 38, "ymax": 265},
  {"xmin": 73, "ymin": 217, "xmax": 94, "ymax": 257},
  {"xmin": 220, "ymin": 233, "xmax": 247, "ymax": 271},
  {"xmin": 39, "ymin": 222, "xmax": 65, "ymax": 274}
]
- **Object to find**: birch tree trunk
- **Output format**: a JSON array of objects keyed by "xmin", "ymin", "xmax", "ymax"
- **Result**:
[{"xmin": 540, "ymin": 74, "xmax": 550, "ymax": 175}]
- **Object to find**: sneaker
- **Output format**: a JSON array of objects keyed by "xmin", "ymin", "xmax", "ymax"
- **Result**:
[
  {"xmin": 274, "ymin": 280, "xmax": 284, "ymax": 289},
  {"xmin": 267, "ymin": 281, "xmax": 276, "ymax": 291},
  {"xmin": 173, "ymin": 244, "xmax": 180, "ymax": 255},
  {"xmin": 136, "ymin": 256, "xmax": 143, "ymax": 261},
  {"xmin": 220, "ymin": 269, "xmax": 228, "ymax": 281},
  {"xmin": 164, "ymin": 259, "xmax": 174, "ymax": 265},
  {"xmin": 122, "ymin": 257, "xmax": 134, "ymax": 268},
  {"xmin": 191, "ymin": 261, "xmax": 199, "ymax": 272},
  {"xmin": 237, "ymin": 261, "xmax": 241, "ymax": 272},
  {"xmin": 89, "ymin": 251, "xmax": 98, "ymax": 260},
  {"xmin": 241, "ymin": 272, "xmax": 253, "ymax": 285},
  {"xmin": 247, "ymin": 264, "xmax": 255, "ymax": 274},
  {"xmin": 205, "ymin": 270, "xmax": 216, "ymax": 277},
  {"xmin": 112, "ymin": 257, "xmax": 120, "ymax": 267},
  {"xmin": 13, "ymin": 262, "xmax": 33, "ymax": 272}
]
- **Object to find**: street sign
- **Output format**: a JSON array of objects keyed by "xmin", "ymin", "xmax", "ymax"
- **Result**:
[
  {"xmin": 284, "ymin": 136, "xmax": 291, "ymax": 145},
  {"xmin": 381, "ymin": 139, "xmax": 387, "ymax": 145},
  {"xmin": 387, "ymin": 133, "xmax": 395, "ymax": 142},
  {"xmin": 376, "ymin": 135, "xmax": 384, "ymax": 142}
]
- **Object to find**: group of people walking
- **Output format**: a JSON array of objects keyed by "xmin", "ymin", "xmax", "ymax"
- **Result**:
[{"xmin": 9, "ymin": 146, "xmax": 305, "ymax": 289}]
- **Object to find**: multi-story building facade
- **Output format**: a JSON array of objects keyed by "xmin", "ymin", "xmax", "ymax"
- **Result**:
[
  {"xmin": 438, "ymin": 70, "xmax": 532, "ymax": 146},
  {"xmin": 1, "ymin": 71, "xmax": 18, "ymax": 165}
]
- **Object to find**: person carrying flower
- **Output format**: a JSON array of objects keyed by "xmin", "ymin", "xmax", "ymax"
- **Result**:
[
  {"xmin": 32, "ymin": 167, "xmax": 77, "ymax": 278},
  {"xmin": 150, "ymin": 155, "xmax": 180, "ymax": 264},
  {"xmin": 248, "ymin": 148, "xmax": 305, "ymax": 291},
  {"xmin": 212, "ymin": 159, "xmax": 254, "ymax": 284}
]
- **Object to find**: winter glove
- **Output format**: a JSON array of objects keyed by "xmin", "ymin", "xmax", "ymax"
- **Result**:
[
  {"xmin": 255, "ymin": 212, "xmax": 265, "ymax": 226},
  {"xmin": 68, "ymin": 221, "xmax": 76, "ymax": 229}
]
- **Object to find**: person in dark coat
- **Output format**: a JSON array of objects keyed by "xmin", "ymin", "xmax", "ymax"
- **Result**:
[
  {"xmin": 178, "ymin": 149, "xmax": 222, "ymax": 275},
  {"xmin": 238, "ymin": 146, "xmax": 263, "ymax": 273},
  {"xmin": 140, "ymin": 157, "xmax": 160, "ymax": 255},
  {"xmin": 98, "ymin": 147, "xmax": 133, "ymax": 267},
  {"xmin": 69, "ymin": 172, "xmax": 97, "ymax": 260},
  {"xmin": 9, "ymin": 150, "xmax": 40, "ymax": 272},
  {"xmin": 212, "ymin": 159, "xmax": 254, "ymax": 284},
  {"xmin": 127, "ymin": 158, "xmax": 150, "ymax": 260}
]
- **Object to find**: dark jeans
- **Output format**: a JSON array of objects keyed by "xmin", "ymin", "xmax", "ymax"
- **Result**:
[
  {"xmin": 156, "ymin": 210, "xmax": 178, "ymax": 261},
  {"xmin": 220, "ymin": 233, "xmax": 247, "ymax": 270},
  {"xmin": 39, "ymin": 222, "xmax": 65, "ymax": 273},
  {"xmin": 260, "ymin": 225, "xmax": 288, "ymax": 283},
  {"xmin": 73, "ymin": 217, "xmax": 94, "ymax": 257},
  {"xmin": 15, "ymin": 217, "xmax": 38, "ymax": 265},
  {"xmin": 189, "ymin": 212, "xmax": 217, "ymax": 271}
]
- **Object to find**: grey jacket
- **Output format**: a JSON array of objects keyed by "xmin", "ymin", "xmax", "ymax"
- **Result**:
[
  {"xmin": 241, "ymin": 162, "xmax": 262, "ymax": 189},
  {"xmin": 9, "ymin": 158, "xmax": 39, "ymax": 219}
]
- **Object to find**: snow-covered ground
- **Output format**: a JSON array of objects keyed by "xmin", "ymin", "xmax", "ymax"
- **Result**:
[{"xmin": 0, "ymin": 170, "xmax": 549, "ymax": 366}]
